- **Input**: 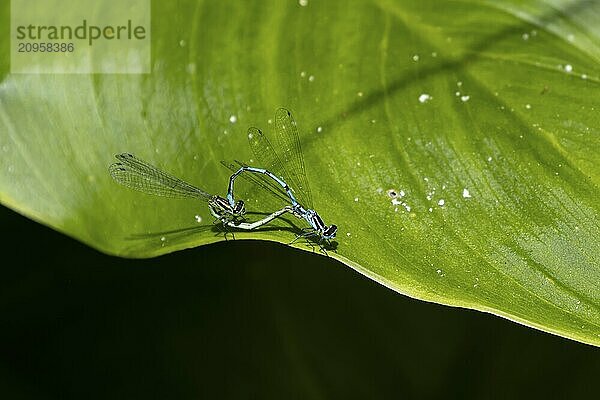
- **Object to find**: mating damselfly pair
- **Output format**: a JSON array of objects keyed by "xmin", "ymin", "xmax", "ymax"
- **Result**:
[{"xmin": 109, "ymin": 108, "xmax": 337, "ymax": 250}]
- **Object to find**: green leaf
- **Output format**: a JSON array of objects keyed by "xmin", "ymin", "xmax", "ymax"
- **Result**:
[{"xmin": 1, "ymin": 0, "xmax": 599, "ymax": 346}]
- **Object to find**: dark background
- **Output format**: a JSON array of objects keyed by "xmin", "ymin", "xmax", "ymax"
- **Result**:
[{"xmin": 1, "ymin": 204, "xmax": 598, "ymax": 399}]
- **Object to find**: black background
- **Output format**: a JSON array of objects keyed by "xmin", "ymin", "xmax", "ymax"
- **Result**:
[{"xmin": 1, "ymin": 205, "xmax": 598, "ymax": 399}]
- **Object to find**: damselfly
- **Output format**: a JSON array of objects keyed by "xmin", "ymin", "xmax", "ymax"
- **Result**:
[
  {"xmin": 109, "ymin": 153, "xmax": 291, "ymax": 230},
  {"xmin": 224, "ymin": 108, "xmax": 337, "ymax": 247}
]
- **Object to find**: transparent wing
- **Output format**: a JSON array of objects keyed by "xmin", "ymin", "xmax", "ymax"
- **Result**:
[
  {"xmin": 220, "ymin": 160, "xmax": 293, "ymax": 207},
  {"xmin": 247, "ymin": 118, "xmax": 312, "ymax": 208},
  {"xmin": 109, "ymin": 153, "xmax": 212, "ymax": 201},
  {"xmin": 247, "ymin": 126, "xmax": 286, "ymax": 174},
  {"xmin": 272, "ymin": 108, "xmax": 313, "ymax": 208}
]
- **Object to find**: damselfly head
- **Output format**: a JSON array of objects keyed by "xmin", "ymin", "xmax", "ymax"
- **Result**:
[
  {"xmin": 308, "ymin": 210, "xmax": 336, "ymax": 240},
  {"xmin": 233, "ymin": 200, "xmax": 246, "ymax": 215},
  {"xmin": 323, "ymin": 224, "xmax": 337, "ymax": 240}
]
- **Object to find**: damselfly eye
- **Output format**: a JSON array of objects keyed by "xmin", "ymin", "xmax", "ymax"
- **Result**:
[
  {"xmin": 324, "ymin": 225, "xmax": 337, "ymax": 238},
  {"xmin": 235, "ymin": 200, "xmax": 246, "ymax": 215}
]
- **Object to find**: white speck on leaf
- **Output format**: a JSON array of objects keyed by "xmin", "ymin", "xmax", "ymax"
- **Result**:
[{"xmin": 418, "ymin": 93, "xmax": 432, "ymax": 103}]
